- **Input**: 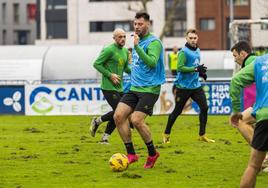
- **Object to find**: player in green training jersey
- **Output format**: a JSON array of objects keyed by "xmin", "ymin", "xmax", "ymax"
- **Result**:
[
  {"xmin": 90, "ymin": 28, "xmax": 130, "ymax": 144},
  {"xmin": 114, "ymin": 12, "xmax": 165, "ymax": 169},
  {"xmin": 230, "ymin": 53, "xmax": 268, "ymax": 188}
]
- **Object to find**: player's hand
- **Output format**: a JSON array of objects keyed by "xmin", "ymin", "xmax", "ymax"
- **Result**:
[
  {"xmin": 199, "ymin": 72, "xmax": 207, "ymax": 80},
  {"xmin": 229, "ymin": 112, "xmax": 243, "ymax": 128},
  {"xmin": 195, "ymin": 64, "xmax": 207, "ymax": 74},
  {"xmin": 132, "ymin": 33, "xmax": 140, "ymax": 46},
  {"xmin": 110, "ymin": 74, "xmax": 121, "ymax": 85}
]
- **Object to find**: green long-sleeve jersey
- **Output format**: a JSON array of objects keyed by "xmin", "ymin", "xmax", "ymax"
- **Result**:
[
  {"xmin": 93, "ymin": 43, "xmax": 130, "ymax": 92},
  {"xmin": 230, "ymin": 62, "xmax": 268, "ymax": 122},
  {"xmin": 177, "ymin": 52, "xmax": 196, "ymax": 73}
]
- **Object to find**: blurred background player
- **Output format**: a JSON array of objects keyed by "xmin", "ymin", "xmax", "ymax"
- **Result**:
[
  {"xmin": 114, "ymin": 11, "xmax": 165, "ymax": 169},
  {"xmin": 168, "ymin": 46, "xmax": 179, "ymax": 76},
  {"xmin": 168, "ymin": 46, "xmax": 179, "ymax": 97},
  {"xmin": 229, "ymin": 53, "xmax": 268, "ymax": 188},
  {"xmin": 90, "ymin": 28, "xmax": 130, "ymax": 144},
  {"xmin": 163, "ymin": 29, "xmax": 214, "ymax": 144}
]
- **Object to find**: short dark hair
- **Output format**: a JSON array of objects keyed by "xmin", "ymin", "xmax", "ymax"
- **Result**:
[
  {"xmin": 185, "ymin": 28, "xmax": 198, "ymax": 36},
  {"xmin": 231, "ymin": 41, "xmax": 252, "ymax": 54},
  {"xmin": 135, "ymin": 11, "xmax": 150, "ymax": 21}
]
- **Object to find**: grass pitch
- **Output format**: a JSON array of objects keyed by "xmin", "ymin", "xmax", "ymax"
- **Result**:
[{"xmin": 0, "ymin": 115, "xmax": 268, "ymax": 188}]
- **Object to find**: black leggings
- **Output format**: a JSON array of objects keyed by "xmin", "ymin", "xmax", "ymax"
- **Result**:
[
  {"xmin": 102, "ymin": 90, "xmax": 123, "ymax": 135},
  {"xmin": 164, "ymin": 87, "xmax": 208, "ymax": 136}
]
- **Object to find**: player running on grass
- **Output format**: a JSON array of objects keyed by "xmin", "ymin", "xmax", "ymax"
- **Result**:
[
  {"xmin": 90, "ymin": 48, "xmax": 134, "ymax": 141},
  {"xmin": 113, "ymin": 11, "xmax": 165, "ymax": 169},
  {"xmin": 91, "ymin": 28, "xmax": 130, "ymax": 144},
  {"xmin": 163, "ymin": 29, "xmax": 215, "ymax": 144}
]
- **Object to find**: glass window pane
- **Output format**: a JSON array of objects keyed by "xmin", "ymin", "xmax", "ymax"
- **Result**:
[
  {"xmin": 200, "ymin": 19, "xmax": 215, "ymax": 31},
  {"xmin": 89, "ymin": 21, "xmax": 133, "ymax": 32},
  {"xmin": 47, "ymin": 22, "xmax": 67, "ymax": 39}
]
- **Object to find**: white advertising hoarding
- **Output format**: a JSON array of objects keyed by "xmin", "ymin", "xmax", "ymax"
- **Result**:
[
  {"xmin": 25, "ymin": 83, "xmax": 195, "ymax": 116},
  {"xmin": 25, "ymin": 84, "xmax": 112, "ymax": 115},
  {"xmin": 25, "ymin": 83, "xmax": 230, "ymax": 116}
]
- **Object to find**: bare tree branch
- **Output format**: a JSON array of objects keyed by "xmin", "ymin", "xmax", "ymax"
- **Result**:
[
  {"xmin": 159, "ymin": 0, "xmax": 182, "ymax": 40},
  {"xmin": 127, "ymin": 0, "xmax": 149, "ymax": 12},
  {"xmin": 127, "ymin": 0, "xmax": 182, "ymax": 41},
  {"xmin": 140, "ymin": 0, "xmax": 149, "ymax": 11}
]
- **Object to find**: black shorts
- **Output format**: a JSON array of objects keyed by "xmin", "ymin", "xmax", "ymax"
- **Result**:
[
  {"xmin": 251, "ymin": 120, "xmax": 268, "ymax": 151},
  {"xmin": 120, "ymin": 91, "xmax": 159, "ymax": 116},
  {"xmin": 102, "ymin": 90, "xmax": 123, "ymax": 110},
  {"xmin": 175, "ymin": 87, "xmax": 208, "ymax": 109}
]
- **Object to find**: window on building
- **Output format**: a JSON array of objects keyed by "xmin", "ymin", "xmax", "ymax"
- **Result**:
[
  {"xmin": 27, "ymin": 4, "xmax": 37, "ymax": 23},
  {"xmin": 47, "ymin": 0, "xmax": 67, "ymax": 10},
  {"xmin": 165, "ymin": 0, "xmax": 187, "ymax": 37},
  {"xmin": 90, "ymin": 21, "xmax": 133, "ymax": 32},
  {"xmin": 13, "ymin": 3, "xmax": 20, "ymax": 24},
  {"xmin": 47, "ymin": 22, "xmax": 68, "ymax": 39},
  {"xmin": 261, "ymin": 18, "xmax": 268, "ymax": 30},
  {"xmin": 2, "ymin": 30, "xmax": 6, "ymax": 45},
  {"xmin": 46, "ymin": 0, "xmax": 68, "ymax": 39},
  {"xmin": 13, "ymin": 30, "xmax": 30, "ymax": 45},
  {"xmin": 2, "ymin": 3, "xmax": 6, "ymax": 24},
  {"xmin": 226, "ymin": 0, "xmax": 249, "ymax": 6},
  {"xmin": 172, "ymin": 20, "xmax": 187, "ymax": 37},
  {"xmin": 89, "ymin": 0, "xmax": 148, "ymax": 1},
  {"xmin": 200, "ymin": 18, "xmax": 216, "ymax": 31}
]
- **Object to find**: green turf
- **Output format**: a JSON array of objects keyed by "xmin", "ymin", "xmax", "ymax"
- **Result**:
[{"xmin": 0, "ymin": 115, "xmax": 267, "ymax": 188}]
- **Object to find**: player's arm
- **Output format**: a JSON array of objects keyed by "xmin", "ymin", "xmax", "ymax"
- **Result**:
[
  {"xmin": 230, "ymin": 62, "xmax": 255, "ymax": 113},
  {"xmin": 134, "ymin": 40, "xmax": 162, "ymax": 68},
  {"xmin": 177, "ymin": 52, "xmax": 195, "ymax": 73},
  {"xmin": 93, "ymin": 47, "xmax": 112, "ymax": 78}
]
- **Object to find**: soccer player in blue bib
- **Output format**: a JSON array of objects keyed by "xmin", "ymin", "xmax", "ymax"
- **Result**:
[
  {"xmin": 113, "ymin": 11, "xmax": 165, "ymax": 169},
  {"xmin": 163, "ymin": 29, "xmax": 215, "ymax": 143},
  {"xmin": 230, "ymin": 53, "xmax": 268, "ymax": 187}
]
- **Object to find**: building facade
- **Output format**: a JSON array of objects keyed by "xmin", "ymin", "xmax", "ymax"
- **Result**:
[
  {"xmin": 196, "ymin": 0, "xmax": 251, "ymax": 50},
  {"xmin": 34, "ymin": 0, "xmax": 268, "ymax": 50},
  {"xmin": 251, "ymin": 0, "xmax": 268, "ymax": 48},
  {"xmin": 0, "ymin": 0, "xmax": 36, "ymax": 45},
  {"xmin": 35, "ymin": 0, "xmax": 195, "ymax": 49}
]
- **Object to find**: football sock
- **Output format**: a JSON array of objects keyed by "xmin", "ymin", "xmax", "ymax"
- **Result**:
[
  {"xmin": 146, "ymin": 141, "xmax": 156, "ymax": 156},
  {"xmin": 102, "ymin": 133, "xmax": 110, "ymax": 141},
  {"xmin": 96, "ymin": 117, "xmax": 103, "ymax": 124},
  {"xmin": 124, "ymin": 142, "xmax": 135, "ymax": 154}
]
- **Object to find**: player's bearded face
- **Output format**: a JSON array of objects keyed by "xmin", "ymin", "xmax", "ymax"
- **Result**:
[
  {"xmin": 134, "ymin": 18, "xmax": 149, "ymax": 37},
  {"xmin": 186, "ymin": 33, "xmax": 198, "ymax": 48}
]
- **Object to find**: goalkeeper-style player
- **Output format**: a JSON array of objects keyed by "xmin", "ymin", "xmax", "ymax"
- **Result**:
[{"xmin": 163, "ymin": 29, "xmax": 215, "ymax": 144}]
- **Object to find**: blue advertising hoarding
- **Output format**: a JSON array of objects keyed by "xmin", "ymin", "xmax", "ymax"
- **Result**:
[
  {"xmin": 192, "ymin": 82, "xmax": 231, "ymax": 115},
  {"xmin": 0, "ymin": 86, "xmax": 25, "ymax": 115}
]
